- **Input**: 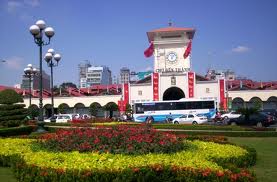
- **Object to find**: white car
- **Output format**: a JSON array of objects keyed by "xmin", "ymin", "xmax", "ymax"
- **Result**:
[
  {"xmin": 172, "ymin": 114, "xmax": 208, "ymax": 125},
  {"xmin": 221, "ymin": 111, "xmax": 241, "ymax": 119},
  {"xmin": 44, "ymin": 114, "xmax": 72, "ymax": 123}
]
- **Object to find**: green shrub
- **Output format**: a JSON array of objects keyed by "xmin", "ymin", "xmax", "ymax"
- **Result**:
[
  {"xmin": 0, "ymin": 89, "xmax": 27, "ymax": 127},
  {"xmin": 0, "ymin": 126, "xmax": 33, "ymax": 137}
]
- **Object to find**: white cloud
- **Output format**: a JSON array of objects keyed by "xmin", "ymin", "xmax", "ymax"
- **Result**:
[
  {"xmin": 7, "ymin": 0, "xmax": 40, "ymax": 14},
  {"xmin": 4, "ymin": 56, "xmax": 24, "ymax": 70},
  {"xmin": 24, "ymin": 0, "xmax": 40, "ymax": 7},
  {"xmin": 231, "ymin": 46, "xmax": 250, "ymax": 53},
  {"xmin": 144, "ymin": 66, "xmax": 153, "ymax": 71},
  {"xmin": 7, "ymin": 1, "xmax": 22, "ymax": 13},
  {"xmin": 20, "ymin": 13, "xmax": 34, "ymax": 22}
]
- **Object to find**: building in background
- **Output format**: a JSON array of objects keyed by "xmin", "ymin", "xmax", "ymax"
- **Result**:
[
  {"xmin": 21, "ymin": 70, "xmax": 50, "ymax": 91},
  {"xmin": 120, "ymin": 67, "xmax": 130, "ymax": 84},
  {"xmin": 14, "ymin": 84, "xmax": 21, "ymax": 89},
  {"xmin": 78, "ymin": 62, "xmax": 112, "ymax": 88},
  {"xmin": 86, "ymin": 66, "xmax": 112, "ymax": 87},
  {"xmin": 112, "ymin": 75, "xmax": 119, "ymax": 84},
  {"xmin": 205, "ymin": 69, "xmax": 236, "ymax": 81},
  {"xmin": 78, "ymin": 60, "xmax": 91, "ymax": 88}
]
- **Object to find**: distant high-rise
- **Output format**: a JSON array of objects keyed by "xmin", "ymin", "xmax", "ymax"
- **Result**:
[
  {"xmin": 120, "ymin": 67, "xmax": 130, "ymax": 84},
  {"xmin": 21, "ymin": 70, "xmax": 50, "ymax": 91},
  {"xmin": 78, "ymin": 60, "xmax": 91, "ymax": 88},
  {"xmin": 86, "ymin": 66, "xmax": 112, "ymax": 87},
  {"xmin": 112, "ymin": 75, "xmax": 118, "ymax": 84},
  {"xmin": 205, "ymin": 69, "xmax": 236, "ymax": 81},
  {"xmin": 78, "ymin": 61, "xmax": 112, "ymax": 88}
]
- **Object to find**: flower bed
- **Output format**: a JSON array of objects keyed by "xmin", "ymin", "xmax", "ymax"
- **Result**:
[
  {"xmin": 38, "ymin": 126, "xmax": 185, "ymax": 154},
  {"xmin": 0, "ymin": 133, "xmax": 256, "ymax": 181}
]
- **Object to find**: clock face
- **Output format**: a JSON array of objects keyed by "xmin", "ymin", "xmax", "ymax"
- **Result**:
[{"xmin": 166, "ymin": 52, "xmax": 177, "ymax": 63}]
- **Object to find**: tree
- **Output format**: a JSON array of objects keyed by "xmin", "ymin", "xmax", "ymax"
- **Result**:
[
  {"xmin": 89, "ymin": 102, "xmax": 102, "ymax": 117},
  {"xmin": 27, "ymin": 105, "xmax": 39, "ymax": 119},
  {"xmin": 237, "ymin": 107, "xmax": 259, "ymax": 121},
  {"xmin": 0, "ymin": 89, "xmax": 23, "ymax": 104},
  {"xmin": 104, "ymin": 102, "xmax": 118, "ymax": 118},
  {"xmin": 60, "ymin": 82, "xmax": 77, "ymax": 89},
  {"xmin": 0, "ymin": 89, "xmax": 27, "ymax": 127},
  {"xmin": 58, "ymin": 104, "xmax": 69, "ymax": 114},
  {"xmin": 125, "ymin": 104, "xmax": 132, "ymax": 115}
]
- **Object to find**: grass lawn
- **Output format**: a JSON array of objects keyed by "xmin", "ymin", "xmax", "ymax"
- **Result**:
[
  {"xmin": 0, "ymin": 167, "xmax": 17, "ymax": 182},
  {"xmin": 228, "ymin": 137, "xmax": 277, "ymax": 182}
]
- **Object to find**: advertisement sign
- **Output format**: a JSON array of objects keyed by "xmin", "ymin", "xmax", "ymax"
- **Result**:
[
  {"xmin": 188, "ymin": 72, "xmax": 194, "ymax": 98},
  {"xmin": 153, "ymin": 73, "xmax": 159, "ymax": 101}
]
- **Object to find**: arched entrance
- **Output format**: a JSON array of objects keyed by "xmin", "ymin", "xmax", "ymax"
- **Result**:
[{"xmin": 163, "ymin": 87, "xmax": 185, "ymax": 101}]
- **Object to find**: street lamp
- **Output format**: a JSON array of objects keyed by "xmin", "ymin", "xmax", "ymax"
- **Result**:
[
  {"xmin": 44, "ymin": 48, "xmax": 61, "ymax": 117},
  {"xmin": 24, "ymin": 64, "xmax": 38, "ymax": 107},
  {"xmin": 29, "ymin": 20, "xmax": 55, "ymax": 128}
]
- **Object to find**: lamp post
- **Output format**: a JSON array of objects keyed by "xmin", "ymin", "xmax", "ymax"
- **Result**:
[
  {"xmin": 24, "ymin": 64, "xmax": 38, "ymax": 107},
  {"xmin": 29, "ymin": 20, "xmax": 55, "ymax": 127},
  {"xmin": 44, "ymin": 48, "xmax": 61, "ymax": 117}
]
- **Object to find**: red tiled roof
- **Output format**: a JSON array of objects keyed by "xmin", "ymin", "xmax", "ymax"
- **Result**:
[{"xmin": 147, "ymin": 26, "xmax": 196, "ymax": 42}]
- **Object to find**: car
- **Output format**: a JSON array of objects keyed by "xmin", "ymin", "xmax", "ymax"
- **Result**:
[
  {"xmin": 261, "ymin": 109, "xmax": 277, "ymax": 118},
  {"xmin": 221, "ymin": 111, "xmax": 241, "ymax": 119},
  {"xmin": 227, "ymin": 112, "xmax": 274, "ymax": 127},
  {"xmin": 44, "ymin": 114, "xmax": 72, "ymax": 123},
  {"xmin": 172, "ymin": 113, "xmax": 208, "ymax": 125}
]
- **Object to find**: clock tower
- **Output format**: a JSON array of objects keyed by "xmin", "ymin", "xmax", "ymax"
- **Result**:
[{"xmin": 146, "ymin": 26, "xmax": 195, "ymax": 73}]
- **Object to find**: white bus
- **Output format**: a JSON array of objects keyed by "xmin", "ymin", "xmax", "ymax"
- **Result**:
[{"xmin": 133, "ymin": 99, "xmax": 216, "ymax": 123}]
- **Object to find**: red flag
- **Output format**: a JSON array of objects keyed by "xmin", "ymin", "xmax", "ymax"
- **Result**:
[
  {"xmin": 183, "ymin": 40, "xmax": 192, "ymax": 59},
  {"xmin": 144, "ymin": 43, "xmax": 154, "ymax": 57}
]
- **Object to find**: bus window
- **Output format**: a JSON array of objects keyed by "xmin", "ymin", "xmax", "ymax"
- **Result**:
[
  {"xmin": 135, "ymin": 104, "xmax": 144, "ymax": 114},
  {"xmin": 176, "ymin": 102, "xmax": 186, "ymax": 110}
]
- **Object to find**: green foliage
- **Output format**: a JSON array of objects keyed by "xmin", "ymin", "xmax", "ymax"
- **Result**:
[
  {"xmin": 27, "ymin": 105, "xmax": 39, "ymax": 119},
  {"xmin": 104, "ymin": 102, "xmax": 118, "ymax": 118},
  {"xmin": 0, "ymin": 126, "xmax": 33, "ymax": 137},
  {"xmin": 60, "ymin": 82, "xmax": 77, "ymax": 89},
  {"xmin": 237, "ymin": 107, "xmax": 259, "ymax": 120},
  {"xmin": 104, "ymin": 102, "xmax": 118, "ymax": 111},
  {"xmin": 89, "ymin": 102, "xmax": 101, "ymax": 117},
  {"xmin": 58, "ymin": 104, "xmax": 68, "ymax": 114},
  {"xmin": 125, "ymin": 104, "xmax": 132, "ymax": 114},
  {"xmin": 0, "ymin": 90, "xmax": 27, "ymax": 127},
  {"xmin": 171, "ymin": 130, "xmax": 277, "ymax": 137},
  {"xmin": 0, "ymin": 89, "xmax": 23, "ymax": 105}
]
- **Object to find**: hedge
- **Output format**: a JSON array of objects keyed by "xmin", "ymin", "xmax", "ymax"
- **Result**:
[
  {"xmin": 0, "ymin": 126, "xmax": 33, "ymax": 137},
  {"xmin": 169, "ymin": 130, "xmax": 277, "ymax": 137},
  {"xmin": 0, "ymin": 138, "xmax": 256, "ymax": 182}
]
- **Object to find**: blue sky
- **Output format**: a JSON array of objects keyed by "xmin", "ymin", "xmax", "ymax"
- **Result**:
[{"xmin": 0, "ymin": 0, "xmax": 277, "ymax": 87}]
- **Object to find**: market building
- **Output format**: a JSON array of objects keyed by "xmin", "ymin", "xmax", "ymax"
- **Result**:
[{"xmin": 1, "ymin": 25, "xmax": 276, "ymax": 116}]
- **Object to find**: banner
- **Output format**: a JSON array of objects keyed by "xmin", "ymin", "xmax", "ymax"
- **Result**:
[
  {"xmin": 144, "ymin": 43, "xmax": 154, "ymax": 58},
  {"xmin": 188, "ymin": 72, "xmax": 194, "ymax": 98},
  {"xmin": 219, "ymin": 79, "xmax": 227, "ymax": 110},
  {"xmin": 153, "ymin": 73, "xmax": 159, "ymax": 101},
  {"xmin": 184, "ymin": 40, "xmax": 192, "ymax": 59},
  {"xmin": 123, "ymin": 83, "xmax": 129, "ymax": 105},
  {"xmin": 118, "ymin": 100, "xmax": 126, "ymax": 112}
]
